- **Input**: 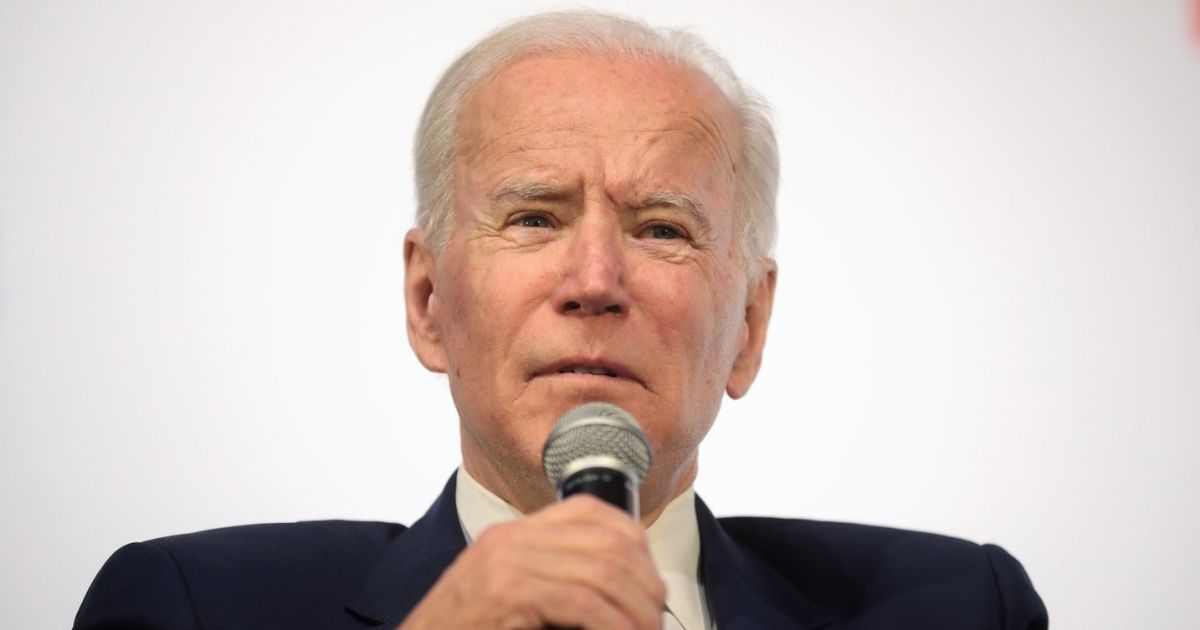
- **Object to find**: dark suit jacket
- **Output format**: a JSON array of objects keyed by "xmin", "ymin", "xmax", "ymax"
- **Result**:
[{"xmin": 75, "ymin": 474, "xmax": 1047, "ymax": 629}]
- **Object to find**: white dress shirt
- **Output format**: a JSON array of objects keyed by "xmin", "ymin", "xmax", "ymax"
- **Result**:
[{"xmin": 455, "ymin": 467, "xmax": 714, "ymax": 630}]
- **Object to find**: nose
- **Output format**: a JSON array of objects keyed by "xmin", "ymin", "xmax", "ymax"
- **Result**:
[{"xmin": 552, "ymin": 213, "xmax": 630, "ymax": 317}]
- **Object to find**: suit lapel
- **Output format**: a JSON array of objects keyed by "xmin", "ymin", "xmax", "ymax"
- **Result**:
[
  {"xmin": 346, "ymin": 473, "xmax": 466, "ymax": 627},
  {"xmin": 696, "ymin": 496, "xmax": 835, "ymax": 630}
]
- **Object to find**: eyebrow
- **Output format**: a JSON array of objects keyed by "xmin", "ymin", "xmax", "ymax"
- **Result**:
[
  {"xmin": 489, "ymin": 180, "xmax": 573, "ymax": 204},
  {"xmin": 631, "ymin": 190, "xmax": 711, "ymax": 234}
]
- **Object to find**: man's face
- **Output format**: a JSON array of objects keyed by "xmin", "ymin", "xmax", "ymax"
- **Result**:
[{"xmin": 405, "ymin": 53, "xmax": 774, "ymax": 514}]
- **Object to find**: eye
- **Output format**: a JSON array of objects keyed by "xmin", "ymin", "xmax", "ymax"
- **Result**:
[
  {"xmin": 644, "ymin": 223, "xmax": 684, "ymax": 240},
  {"xmin": 514, "ymin": 213, "xmax": 553, "ymax": 229}
]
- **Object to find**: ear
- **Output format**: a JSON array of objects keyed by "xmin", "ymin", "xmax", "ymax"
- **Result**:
[
  {"xmin": 404, "ymin": 228, "xmax": 448, "ymax": 373},
  {"xmin": 726, "ymin": 258, "xmax": 777, "ymax": 399}
]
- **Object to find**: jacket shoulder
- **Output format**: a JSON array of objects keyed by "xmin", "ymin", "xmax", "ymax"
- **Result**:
[
  {"xmin": 75, "ymin": 520, "xmax": 406, "ymax": 630},
  {"xmin": 147, "ymin": 519, "xmax": 406, "ymax": 563},
  {"xmin": 718, "ymin": 516, "xmax": 1047, "ymax": 629}
]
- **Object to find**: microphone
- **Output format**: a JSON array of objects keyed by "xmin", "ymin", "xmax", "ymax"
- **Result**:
[{"xmin": 541, "ymin": 402, "xmax": 652, "ymax": 519}]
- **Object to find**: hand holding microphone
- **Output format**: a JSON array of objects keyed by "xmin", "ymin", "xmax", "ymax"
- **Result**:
[{"xmin": 397, "ymin": 403, "xmax": 665, "ymax": 630}]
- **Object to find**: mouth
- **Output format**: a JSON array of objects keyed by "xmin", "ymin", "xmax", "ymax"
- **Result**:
[
  {"xmin": 535, "ymin": 358, "xmax": 642, "ymax": 386},
  {"xmin": 558, "ymin": 365, "xmax": 619, "ymax": 377}
]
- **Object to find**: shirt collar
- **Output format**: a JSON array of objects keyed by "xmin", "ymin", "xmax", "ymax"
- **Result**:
[
  {"xmin": 454, "ymin": 466, "xmax": 709, "ymax": 630},
  {"xmin": 454, "ymin": 465, "xmax": 524, "ymax": 544}
]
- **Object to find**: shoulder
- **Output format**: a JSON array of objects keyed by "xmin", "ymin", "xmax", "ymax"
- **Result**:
[
  {"xmin": 141, "ymin": 519, "xmax": 407, "ymax": 597},
  {"xmin": 718, "ymin": 516, "xmax": 1047, "ymax": 629},
  {"xmin": 720, "ymin": 515, "xmax": 988, "ymax": 575},
  {"xmin": 75, "ymin": 520, "xmax": 406, "ymax": 630},
  {"xmin": 146, "ymin": 519, "xmax": 406, "ymax": 564}
]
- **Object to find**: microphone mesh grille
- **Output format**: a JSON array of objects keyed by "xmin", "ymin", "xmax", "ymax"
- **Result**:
[{"xmin": 541, "ymin": 402, "xmax": 652, "ymax": 487}]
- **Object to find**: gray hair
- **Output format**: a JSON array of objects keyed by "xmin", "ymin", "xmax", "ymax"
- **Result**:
[{"xmin": 414, "ymin": 10, "xmax": 778, "ymax": 274}]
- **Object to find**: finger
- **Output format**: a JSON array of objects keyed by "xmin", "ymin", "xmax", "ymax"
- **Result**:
[
  {"xmin": 409, "ymin": 554, "xmax": 640, "ymax": 630},
  {"xmin": 533, "ymin": 579, "xmax": 640, "ymax": 630},
  {"xmin": 472, "ymin": 520, "xmax": 666, "ymax": 628},
  {"xmin": 482, "ymin": 519, "xmax": 665, "ymax": 611},
  {"xmin": 528, "ymin": 495, "xmax": 651, "ymax": 550},
  {"xmin": 537, "ymin": 523, "xmax": 666, "ymax": 609},
  {"xmin": 519, "ymin": 546, "xmax": 665, "ymax": 630}
]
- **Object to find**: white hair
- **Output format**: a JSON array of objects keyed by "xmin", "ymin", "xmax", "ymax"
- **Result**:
[{"xmin": 414, "ymin": 10, "xmax": 778, "ymax": 274}]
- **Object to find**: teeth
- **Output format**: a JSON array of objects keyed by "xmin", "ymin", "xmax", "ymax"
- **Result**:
[{"xmin": 562, "ymin": 366, "xmax": 615, "ymax": 376}]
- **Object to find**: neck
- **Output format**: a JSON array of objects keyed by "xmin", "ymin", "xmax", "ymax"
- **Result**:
[{"xmin": 636, "ymin": 458, "xmax": 698, "ymax": 528}]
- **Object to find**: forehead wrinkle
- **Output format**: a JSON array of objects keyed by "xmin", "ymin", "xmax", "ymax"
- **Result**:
[
  {"xmin": 678, "ymin": 111, "xmax": 738, "ymax": 181},
  {"xmin": 459, "ymin": 118, "xmax": 542, "ymax": 166},
  {"xmin": 616, "ymin": 117, "xmax": 737, "ymax": 196}
]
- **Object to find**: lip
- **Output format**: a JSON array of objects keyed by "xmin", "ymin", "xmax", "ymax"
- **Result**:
[{"xmin": 533, "ymin": 357, "xmax": 644, "ymax": 387}]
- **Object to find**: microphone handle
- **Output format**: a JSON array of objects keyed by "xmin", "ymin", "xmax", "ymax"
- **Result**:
[{"xmin": 557, "ymin": 466, "xmax": 640, "ymax": 520}]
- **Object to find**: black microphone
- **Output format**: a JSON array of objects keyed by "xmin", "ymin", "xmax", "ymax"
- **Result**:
[{"xmin": 541, "ymin": 402, "xmax": 652, "ymax": 519}]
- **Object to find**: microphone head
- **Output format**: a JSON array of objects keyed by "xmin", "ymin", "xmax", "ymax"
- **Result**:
[{"xmin": 541, "ymin": 402, "xmax": 652, "ymax": 489}]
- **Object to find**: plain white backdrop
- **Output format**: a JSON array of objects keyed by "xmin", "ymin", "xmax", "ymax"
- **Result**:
[{"xmin": 2, "ymin": 1, "xmax": 1197, "ymax": 628}]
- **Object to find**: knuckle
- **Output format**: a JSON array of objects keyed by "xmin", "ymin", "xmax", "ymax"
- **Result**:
[
  {"xmin": 572, "ymin": 590, "xmax": 605, "ymax": 618},
  {"xmin": 595, "ymin": 558, "xmax": 622, "ymax": 583},
  {"xmin": 481, "ymin": 568, "xmax": 519, "ymax": 600},
  {"xmin": 648, "ymin": 577, "xmax": 668, "ymax": 603},
  {"xmin": 596, "ymin": 528, "xmax": 629, "ymax": 554},
  {"xmin": 498, "ymin": 601, "xmax": 540, "ymax": 629}
]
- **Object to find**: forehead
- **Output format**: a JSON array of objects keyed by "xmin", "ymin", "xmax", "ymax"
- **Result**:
[{"xmin": 454, "ymin": 53, "xmax": 742, "ymax": 194}]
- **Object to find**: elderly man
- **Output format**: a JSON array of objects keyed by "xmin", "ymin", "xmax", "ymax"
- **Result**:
[{"xmin": 75, "ymin": 11, "xmax": 1047, "ymax": 630}]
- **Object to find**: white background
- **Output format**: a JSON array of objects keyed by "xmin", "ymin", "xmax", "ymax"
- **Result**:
[{"xmin": 2, "ymin": 1, "xmax": 1197, "ymax": 628}]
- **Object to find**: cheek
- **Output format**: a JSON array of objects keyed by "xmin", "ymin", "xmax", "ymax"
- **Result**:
[
  {"xmin": 637, "ymin": 264, "xmax": 743, "ymax": 385},
  {"xmin": 436, "ymin": 248, "xmax": 553, "ymax": 379},
  {"xmin": 434, "ymin": 250, "xmax": 499, "ymax": 387}
]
